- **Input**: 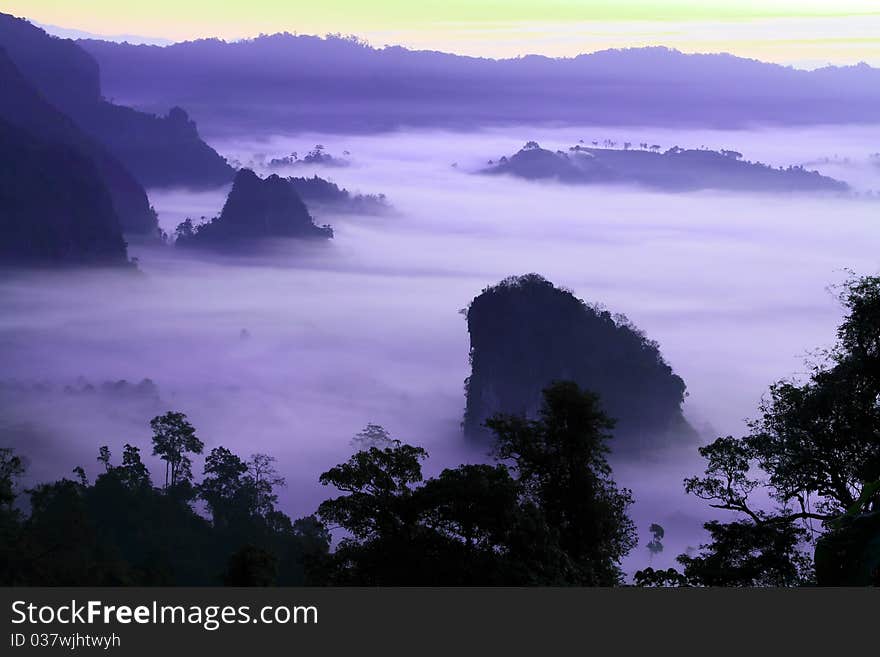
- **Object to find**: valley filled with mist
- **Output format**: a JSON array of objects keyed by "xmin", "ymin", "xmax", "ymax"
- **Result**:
[
  {"xmin": 4, "ymin": 122, "xmax": 880, "ymax": 575},
  {"xmin": 3, "ymin": 10, "xmax": 880, "ymax": 586}
]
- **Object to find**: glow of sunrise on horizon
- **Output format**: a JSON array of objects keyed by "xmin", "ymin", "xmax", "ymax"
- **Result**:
[{"xmin": 7, "ymin": 0, "xmax": 880, "ymax": 67}]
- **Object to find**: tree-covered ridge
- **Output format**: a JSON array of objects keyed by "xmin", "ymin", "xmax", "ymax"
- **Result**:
[
  {"xmin": 483, "ymin": 141, "xmax": 849, "ymax": 193},
  {"xmin": 79, "ymin": 36, "xmax": 880, "ymax": 134},
  {"xmin": 175, "ymin": 169, "xmax": 333, "ymax": 249},
  {"xmin": 0, "ymin": 411, "xmax": 328, "ymax": 586},
  {"xmin": 288, "ymin": 175, "xmax": 389, "ymax": 215},
  {"xmin": 463, "ymin": 274, "xmax": 694, "ymax": 451},
  {"xmin": 267, "ymin": 145, "xmax": 350, "ymax": 169}
]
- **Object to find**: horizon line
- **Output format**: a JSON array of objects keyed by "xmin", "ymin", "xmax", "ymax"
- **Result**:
[{"xmin": 30, "ymin": 17, "xmax": 878, "ymax": 72}]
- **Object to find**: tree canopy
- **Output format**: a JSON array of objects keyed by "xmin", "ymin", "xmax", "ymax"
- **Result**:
[{"xmin": 637, "ymin": 273, "xmax": 880, "ymax": 587}]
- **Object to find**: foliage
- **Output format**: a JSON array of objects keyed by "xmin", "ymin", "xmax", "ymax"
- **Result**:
[
  {"xmin": 0, "ymin": 414, "xmax": 328, "ymax": 586},
  {"xmin": 647, "ymin": 523, "xmax": 664, "ymax": 557},
  {"xmin": 350, "ymin": 423, "xmax": 396, "ymax": 451},
  {"xmin": 676, "ymin": 520, "xmax": 814, "ymax": 586},
  {"xmin": 150, "ymin": 411, "xmax": 204, "ymax": 490},
  {"xmin": 488, "ymin": 381, "xmax": 637, "ymax": 584},
  {"xmin": 315, "ymin": 382, "xmax": 635, "ymax": 585},
  {"xmin": 633, "ymin": 567, "xmax": 688, "ymax": 587},
  {"xmin": 642, "ymin": 273, "xmax": 880, "ymax": 587}
]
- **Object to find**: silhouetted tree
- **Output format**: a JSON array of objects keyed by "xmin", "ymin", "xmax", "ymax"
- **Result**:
[
  {"xmin": 0, "ymin": 449, "xmax": 25, "ymax": 583},
  {"xmin": 487, "ymin": 381, "xmax": 637, "ymax": 584},
  {"xmin": 677, "ymin": 519, "xmax": 812, "ymax": 586},
  {"xmin": 648, "ymin": 273, "xmax": 880, "ymax": 586},
  {"xmin": 633, "ymin": 567, "xmax": 688, "ymax": 587},
  {"xmin": 350, "ymin": 423, "xmax": 395, "ymax": 451},
  {"xmin": 200, "ymin": 447, "xmax": 249, "ymax": 529},
  {"xmin": 0, "ymin": 447, "xmax": 25, "ymax": 510},
  {"xmin": 647, "ymin": 523, "xmax": 664, "ymax": 559},
  {"xmin": 316, "ymin": 441, "xmax": 427, "ymax": 584},
  {"xmin": 224, "ymin": 545, "xmax": 278, "ymax": 586},
  {"xmin": 247, "ymin": 453, "xmax": 285, "ymax": 517},
  {"xmin": 150, "ymin": 411, "xmax": 203, "ymax": 490}
]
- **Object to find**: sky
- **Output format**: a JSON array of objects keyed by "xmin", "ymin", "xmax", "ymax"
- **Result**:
[{"xmin": 6, "ymin": 0, "xmax": 880, "ymax": 68}]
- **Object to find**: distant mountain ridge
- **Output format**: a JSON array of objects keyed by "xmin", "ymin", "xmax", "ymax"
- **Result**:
[{"xmin": 76, "ymin": 33, "xmax": 880, "ymax": 134}]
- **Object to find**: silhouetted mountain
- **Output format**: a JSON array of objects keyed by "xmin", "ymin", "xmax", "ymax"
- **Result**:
[
  {"xmin": 0, "ymin": 14, "xmax": 232, "ymax": 191},
  {"xmin": 288, "ymin": 175, "xmax": 389, "ymax": 214},
  {"xmin": 0, "ymin": 51, "xmax": 132, "ymax": 266},
  {"xmin": 463, "ymin": 274, "xmax": 695, "ymax": 451},
  {"xmin": 175, "ymin": 169, "xmax": 333, "ymax": 248},
  {"xmin": 77, "ymin": 34, "xmax": 880, "ymax": 134},
  {"xmin": 0, "ymin": 44, "xmax": 156, "ymax": 237},
  {"xmin": 0, "ymin": 117, "xmax": 129, "ymax": 267},
  {"xmin": 484, "ymin": 142, "xmax": 849, "ymax": 193}
]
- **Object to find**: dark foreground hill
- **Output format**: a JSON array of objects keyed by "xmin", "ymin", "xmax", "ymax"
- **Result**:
[
  {"xmin": 175, "ymin": 169, "xmax": 333, "ymax": 249},
  {"xmin": 463, "ymin": 274, "xmax": 695, "ymax": 451},
  {"xmin": 0, "ymin": 13, "xmax": 232, "ymax": 192},
  {"xmin": 483, "ymin": 142, "xmax": 849, "ymax": 193}
]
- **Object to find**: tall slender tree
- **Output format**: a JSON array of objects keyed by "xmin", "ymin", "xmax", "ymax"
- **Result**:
[{"xmin": 150, "ymin": 411, "xmax": 203, "ymax": 490}]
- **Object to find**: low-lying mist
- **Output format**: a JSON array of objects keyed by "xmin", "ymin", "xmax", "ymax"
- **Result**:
[{"xmin": 2, "ymin": 124, "xmax": 879, "ymax": 575}]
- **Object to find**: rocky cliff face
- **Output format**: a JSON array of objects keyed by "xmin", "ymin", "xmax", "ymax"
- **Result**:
[
  {"xmin": 176, "ymin": 169, "xmax": 333, "ymax": 248},
  {"xmin": 463, "ymin": 274, "xmax": 695, "ymax": 452}
]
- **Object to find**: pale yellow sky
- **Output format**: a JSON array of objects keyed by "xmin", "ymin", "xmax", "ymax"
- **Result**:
[{"xmin": 6, "ymin": 1, "xmax": 880, "ymax": 67}]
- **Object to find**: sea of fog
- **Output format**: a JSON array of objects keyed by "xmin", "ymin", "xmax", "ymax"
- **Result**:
[{"xmin": 2, "ymin": 124, "xmax": 879, "ymax": 575}]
